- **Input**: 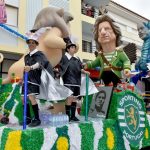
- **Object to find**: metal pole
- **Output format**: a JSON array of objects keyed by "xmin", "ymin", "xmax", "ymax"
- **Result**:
[
  {"xmin": 23, "ymin": 72, "xmax": 28, "ymax": 130},
  {"xmin": 85, "ymin": 74, "xmax": 89, "ymax": 121}
]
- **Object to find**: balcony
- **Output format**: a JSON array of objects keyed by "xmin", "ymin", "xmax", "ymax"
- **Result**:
[
  {"xmin": 81, "ymin": 0, "xmax": 110, "ymax": 19},
  {"xmin": 81, "ymin": 2, "xmax": 99, "ymax": 19}
]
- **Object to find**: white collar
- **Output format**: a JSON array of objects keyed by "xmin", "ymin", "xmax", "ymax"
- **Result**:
[
  {"xmin": 29, "ymin": 49, "xmax": 38, "ymax": 56},
  {"xmin": 65, "ymin": 52, "xmax": 72, "ymax": 60},
  {"xmin": 65, "ymin": 52, "xmax": 78, "ymax": 60}
]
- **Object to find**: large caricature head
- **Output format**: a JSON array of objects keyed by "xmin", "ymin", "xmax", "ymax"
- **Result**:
[
  {"xmin": 31, "ymin": 6, "xmax": 73, "ymax": 38},
  {"xmin": 31, "ymin": 6, "xmax": 74, "ymax": 67},
  {"xmin": 135, "ymin": 21, "xmax": 150, "ymax": 72},
  {"xmin": 137, "ymin": 22, "xmax": 150, "ymax": 40},
  {"xmin": 94, "ymin": 15, "xmax": 122, "ymax": 51}
]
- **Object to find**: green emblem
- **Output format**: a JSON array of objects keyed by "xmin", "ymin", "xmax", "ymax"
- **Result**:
[
  {"xmin": 118, "ymin": 91, "xmax": 146, "ymax": 147},
  {"xmin": 125, "ymin": 105, "xmax": 140, "ymax": 133}
]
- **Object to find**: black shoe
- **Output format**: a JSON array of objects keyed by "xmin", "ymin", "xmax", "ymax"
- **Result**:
[
  {"xmin": 19, "ymin": 118, "xmax": 31, "ymax": 125},
  {"xmin": 28, "ymin": 119, "xmax": 41, "ymax": 127},
  {"xmin": 70, "ymin": 116, "xmax": 80, "ymax": 122},
  {"xmin": 0, "ymin": 116, "xmax": 9, "ymax": 124}
]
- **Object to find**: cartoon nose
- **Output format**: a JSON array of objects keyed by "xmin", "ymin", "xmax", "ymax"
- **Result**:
[{"xmin": 101, "ymin": 28, "xmax": 106, "ymax": 34}]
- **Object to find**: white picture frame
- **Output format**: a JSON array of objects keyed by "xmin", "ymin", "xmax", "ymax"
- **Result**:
[{"xmin": 88, "ymin": 86, "xmax": 113, "ymax": 118}]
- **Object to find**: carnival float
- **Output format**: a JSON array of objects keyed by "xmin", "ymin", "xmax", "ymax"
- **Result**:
[{"xmin": 0, "ymin": 1, "xmax": 150, "ymax": 150}]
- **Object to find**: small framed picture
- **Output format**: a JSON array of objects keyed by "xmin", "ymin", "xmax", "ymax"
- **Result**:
[{"xmin": 88, "ymin": 86, "xmax": 113, "ymax": 118}]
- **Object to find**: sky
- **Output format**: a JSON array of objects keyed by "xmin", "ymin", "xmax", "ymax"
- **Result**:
[{"xmin": 112, "ymin": 0, "xmax": 150, "ymax": 20}]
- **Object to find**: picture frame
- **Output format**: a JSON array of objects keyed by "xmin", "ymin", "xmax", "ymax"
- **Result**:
[{"xmin": 88, "ymin": 86, "xmax": 113, "ymax": 118}]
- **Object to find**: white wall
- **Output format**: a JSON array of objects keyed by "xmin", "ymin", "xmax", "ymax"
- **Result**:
[
  {"xmin": 26, "ymin": 0, "xmax": 43, "ymax": 32},
  {"xmin": 5, "ymin": 0, "xmax": 19, "ymax": 7},
  {"xmin": 49, "ymin": 0, "xmax": 69, "ymax": 11},
  {"xmin": 0, "ymin": 3, "xmax": 18, "ymax": 46},
  {"xmin": 0, "ymin": 27, "xmax": 18, "ymax": 46}
]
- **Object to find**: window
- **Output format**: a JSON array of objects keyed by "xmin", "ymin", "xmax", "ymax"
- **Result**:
[
  {"xmin": 6, "ymin": 5, "xmax": 18, "ymax": 27},
  {"xmin": 0, "ymin": 59, "xmax": 16, "ymax": 78},
  {"xmin": 0, "ymin": 53, "xmax": 22, "ymax": 78},
  {"xmin": 82, "ymin": 40, "xmax": 92, "ymax": 53}
]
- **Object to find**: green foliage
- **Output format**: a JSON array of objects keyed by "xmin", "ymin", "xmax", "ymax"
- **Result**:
[
  {"xmin": 107, "ymin": 92, "xmax": 120, "ymax": 120},
  {"xmin": 21, "ymin": 129, "xmax": 44, "ymax": 150},
  {"xmin": 80, "ymin": 95, "xmax": 93, "ymax": 116},
  {"xmin": 0, "ymin": 84, "xmax": 13, "ymax": 115},
  {"xmin": 79, "ymin": 123, "xmax": 95, "ymax": 150}
]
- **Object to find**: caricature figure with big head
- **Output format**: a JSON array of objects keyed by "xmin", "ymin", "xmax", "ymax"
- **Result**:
[
  {"xmin": 2, "ymin": 6, "xmax": 74, "ymax": 84},
  {"xmin": 84, "ymin": 15, "xmax": 131, "ymax": 87},
  {"xmin": 135, "ymin": 22, "xmax": 150, "ymax": 73}
]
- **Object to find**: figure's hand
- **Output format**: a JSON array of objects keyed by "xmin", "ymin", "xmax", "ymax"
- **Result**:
[
  {"xmin": 24, "ymin": 66, "xmax": 31, "ymax": 72},
  {"xmin": 85, "ymin": 71, "xmax": 90, "ymax": 76},
  {"xmin": 83, "ymin": 63, "xmax": 88, "ymax": 70},
  {"xmin": 53, "ymin": 67, "xmax": 59, "ymax": 73},
  {"xmin": 81, "ymin": 69, "xmax": 90, "ymax": 75},
  {"xmin": 123, "ymin": 69, "xmax": 131, "ymax": 78},
  {"xmin": 53, "ymin": 67, "xmax": 60, "ymax": 78},
  {"xmin": 18, "ymin": 79, "xmax": 23, "ymax": 85}
]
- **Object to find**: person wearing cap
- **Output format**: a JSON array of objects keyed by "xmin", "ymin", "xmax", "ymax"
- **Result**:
[
  {"xmin": 59, "ymin": 41, "xmax": 89, "ymax": 121},
  {"xmin": 22, "ymin": 35, "xmax": 54, "ymax": 127}
]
